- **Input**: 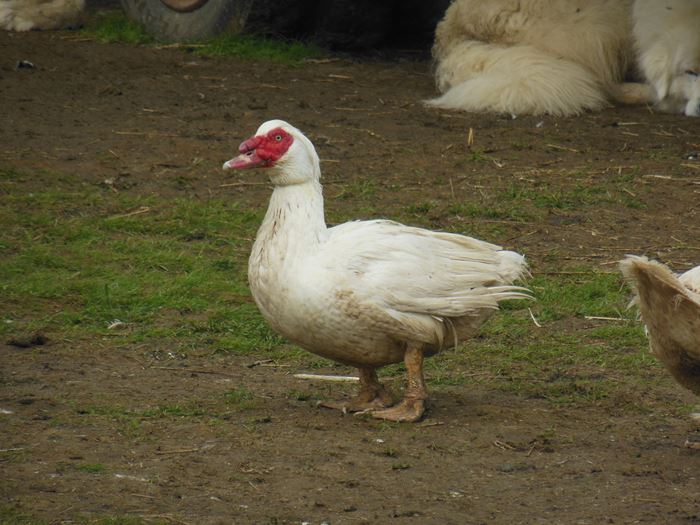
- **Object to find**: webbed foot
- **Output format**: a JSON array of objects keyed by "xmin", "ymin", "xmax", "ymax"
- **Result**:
[
  {"xmin": 320, "ymin": 387, "xmax": 394, "ymax": 413},
  {"xmin": 319, "ymin": 368, "xmax": 394, "ymax": 414},
  {"xmin": 371, "ymin": 397, "xmax": 426, "ymax": 422}
]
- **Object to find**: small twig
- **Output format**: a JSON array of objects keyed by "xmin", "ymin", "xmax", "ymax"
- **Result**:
[
  {"xmin": 247, "ymin": 359, "xmax": 275, "ymax": 368},
  {"xmin": 303, "ymin": 58, "xmax": 341, "ymax": 64},
  {"xmin": 155, "ymin": 42, "xmax": 206, "ymax": 49},
  {"xmin": 151, "ymin": 366, "xmax": 237, "ymax": 378},
  {"xmin": 155, "ymin": 447, "xmax": 201, "ymax": 455},
  {"xmin": 106, "ymin": 206, "xmax": 150, "ymax": 220},
  {"xmin": 294, "ymin": 374, "xmax": 359, "ymax": 382},
  {"xmin": 642, "ymin": 174, "xmax": 675, "ymax": 180},
  {"xmin": 114, "ymin": 131, "xmax": 179, "ymax": 137},
  {"xmin": 545, "ymin": 143, "xmax": 579, "ymax": 153},
  {"xmin": 219, "ymin": 181, "xmax": 271, "ymax": 188},
  {"xmin": 418, "ymin": 421, "xmax": 445, "ymax": 428},
  {"xmin": 528, "ymin": 308, "xmax": 542, "ymax": 328},
  {"xmin": 584, "ymin": 315, "xmax": 627, "ymax": 322},
  {"xmin": 493, "ymin": 440, "xmax": 516, "ymax": 450}
]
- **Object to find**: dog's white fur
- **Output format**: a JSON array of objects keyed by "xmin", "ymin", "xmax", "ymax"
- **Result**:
[
  {"xmin": 0, "ymin": 0, "xmax": 84, "ymax": 32},
  {"xmin": 428, "ymin": 0, "xmax": 638, "ymax": 116},
  {"xmin": 633, "ymin": 0, "xmax": 700, "ymax": 117},
  {"xmin": 429, "ymin": 0, "xmax": 699, "ymax": 117}
]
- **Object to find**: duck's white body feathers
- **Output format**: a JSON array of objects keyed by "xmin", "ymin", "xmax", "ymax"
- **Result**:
[{"xmin": 246, "ymin": 122, "xmax": 528, "ymax": 368}]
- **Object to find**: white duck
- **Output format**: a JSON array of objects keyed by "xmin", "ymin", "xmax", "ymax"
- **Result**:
[
  {"xmin": 224, "ymin": 120, "xmax": 530, "ymax": 422},
  {"xmin": 620, "ymin": 256, "xmax": 700, "ymax": 398}
]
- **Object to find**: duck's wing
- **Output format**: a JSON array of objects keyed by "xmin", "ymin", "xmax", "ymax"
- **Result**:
[
  {"xmin": 322, "ymin": 220, "xmax": 530, "ymax": 318},
  {"xmin": 620, "ymin": 255, "xmax": 700, "ymax": 395}
]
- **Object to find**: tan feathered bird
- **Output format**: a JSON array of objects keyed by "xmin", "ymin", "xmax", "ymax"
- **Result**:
[
  {"xmin": 223, "ymin": 120, "xmax": 530, "ymax": 422},
  {"xmin": 620, "ymin": 255, "xmax": 700, "ymax": 447},
  {"xmin": 620, "ymin": 255, "xmax": 700, "ymax": 395}
]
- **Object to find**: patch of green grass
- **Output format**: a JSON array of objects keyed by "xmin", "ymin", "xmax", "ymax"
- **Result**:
[
  {"xmin": 337, "ymin": 179, "xmax": 378, "ymax": 200},
  {"xmin": 0, "ymin": 180, "xmax": 279, "ymax": 353},
  {"xmin": 530, "ymin": 272, "xmax": 628, "ymax": 322},
  {"xmin": 497, "ymin": 179, "xmax": 648, "ymax": 213},
  {"xmin": 198, "ymin": 33, "xmax": 323, "ymax": 64},
  {"xmin": 139, "ymin": 405, "xmax": 205, "ymax": 418},
  {"xmin": 80, "ymin": 403, "xmax": 209, "ymax": 427},
  {"xmin": 405, "ymin": 201, "xmax": 435, "ymax": 215},
  {"xmin": 224, "ymin": 387, "xmax": 257, "ymax": 410},
  {"xmin": 75, "ymin": 463, "xmax": 107, "ymax": 474},
  {"xmin": 511, "ymin": 141, "xmax": 531, "ymax": 151},
  {"xmin": 499, "ymin": 183, "xmax": 609, "ymax": 210},
  {"xmin": 0, "ymin": 506, "xmax": 45, "ymax": 525},
  {"xmin": 448, "ymin": 202, "xmax": 530, "ymax": 221},
  {"xmin": 286, "ymin": 389, "xmax": 313, "ymax": 401},
  {"xmin": 79, "ymin": 11, "xmax": 322, "ymax": 64},
  {"xmin": 469, "ymin": 148, "xmax": 490, "ymax": 163},
  {"xmin": 80, "ymin": 11, "xmax": 153, "ymax": 45}
]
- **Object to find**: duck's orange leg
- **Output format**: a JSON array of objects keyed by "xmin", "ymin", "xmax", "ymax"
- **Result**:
[
  {"xmin": 320, "ymin": 368, "xmax": 394, "ymax": 413},
  {"xmin": 372, "ymin": 343, "xmax": 427, "ymax": 422}
]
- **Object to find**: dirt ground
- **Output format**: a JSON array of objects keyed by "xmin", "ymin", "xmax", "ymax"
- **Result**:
[{"xmin": 2, "ymin": 15, "xmax": 700, "ymax": 525}]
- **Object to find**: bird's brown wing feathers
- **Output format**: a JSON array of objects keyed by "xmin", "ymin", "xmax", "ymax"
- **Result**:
[{"xmin": 621, "ymin": 256, "xmax": 700, "ymax": 395}]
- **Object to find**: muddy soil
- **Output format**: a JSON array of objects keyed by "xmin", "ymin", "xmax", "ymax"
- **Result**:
[{"xmin": 2, "ymin": 13, "xmax": 700, "ymax": 525}]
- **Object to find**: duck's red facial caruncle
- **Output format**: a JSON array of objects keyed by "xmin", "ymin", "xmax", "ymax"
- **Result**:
[{"xmin": 223, "ymin": 127, "xmax": 294, "ymax": 170}]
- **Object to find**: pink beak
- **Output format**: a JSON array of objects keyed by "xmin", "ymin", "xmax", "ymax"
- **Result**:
[
  {"xmin": 223, "ymin": 136, "xmax": 267, "ymax": 170},
  {"xmin": 222, "ymin": 150, "xmax": 265, "ymax": 170}
]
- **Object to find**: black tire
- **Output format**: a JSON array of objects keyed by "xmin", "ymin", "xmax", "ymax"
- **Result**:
[{"xmin": 120, "ymin": 0, "xmax": 253, "ymax": 42}]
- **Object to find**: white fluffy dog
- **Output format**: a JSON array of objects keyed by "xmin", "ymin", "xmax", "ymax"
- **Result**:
[
  {"xmin": 633, "ymin": 0, "xmax": 700, "ymax": 117},
  {"xmin": 429, "ymin": 0, "xmax": 699, "ymax": 117},
  {"xmin": 428, "ymin": 0, "xmax": 641, "ymax": 116},
  {"xmin": 0, "ymin": 0, "xmax": 84, "ymax": 32}
]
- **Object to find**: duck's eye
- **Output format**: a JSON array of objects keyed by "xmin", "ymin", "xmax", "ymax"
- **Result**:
[
  {"xmin": 275, "ymin": 134, "xmax": 283, "ymax": 142},
  {"xmin": 686, "ymin": 70, "xmax": 699, "ymax": 77}
]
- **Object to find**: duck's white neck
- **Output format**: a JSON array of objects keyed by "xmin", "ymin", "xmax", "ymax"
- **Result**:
[{"xmin": 256, "ymin": 177, "xmax": 327, "ymax": 253}]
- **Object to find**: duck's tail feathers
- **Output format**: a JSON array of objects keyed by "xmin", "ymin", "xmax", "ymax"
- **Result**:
[{"xmin": 497, "ymin": 250, "xmax": 531, "ymax": 284}]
